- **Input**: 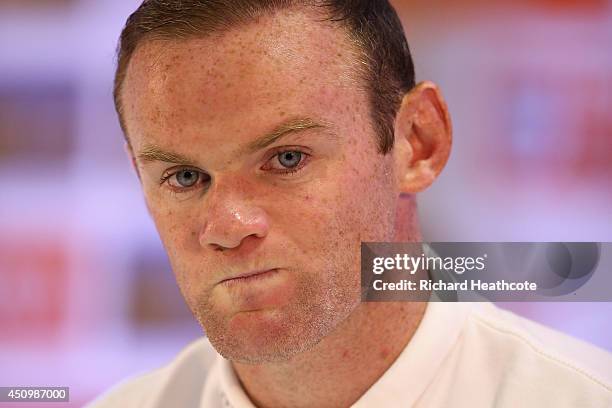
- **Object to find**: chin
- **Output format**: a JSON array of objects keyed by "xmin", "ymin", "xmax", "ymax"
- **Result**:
[
  {"xmin": 205, "ymin": 306, "xmax": 331, "ymax": 364},
  {"xmin": 195, "ymin": 276, "xmax": 360, "ymax": 363}
]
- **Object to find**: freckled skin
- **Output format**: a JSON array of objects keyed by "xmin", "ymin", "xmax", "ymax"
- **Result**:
[
  {"xmin": 123, "ymin": 8, "xmax": 397, "ymax": 362},
  {"xmin": 121, "ymin": 7, "xmax": 441, "ymax": 408}
]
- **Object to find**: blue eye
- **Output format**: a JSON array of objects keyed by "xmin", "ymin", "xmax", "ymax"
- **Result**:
[
  {"xmin": 175, "ymin": 170, "xmax": 200, "ymax": 187},
  {"xmin": 164, "ymin": 169, "xmax": 209, "ymax": 190},
  {"xmin": 278, "ymin": 151, "xmax": 302, "ymax": 168},
  {"xmin": 262, "ymin": 149, "xmax": 310, "ymax": 175}
]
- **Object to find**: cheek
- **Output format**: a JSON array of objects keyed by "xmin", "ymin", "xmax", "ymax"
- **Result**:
[
  {"xmin": 270, "ymin": 160, "xmax": 394, "ymax": 255},
  {"xmin": 144, "ymin": 192, "xmax": 201, "ymax": 263},
  {"xmin": 146, "ymin": 197, "xmax": 178, "ymax": 240},
  {"xmin": 321, "ymin": 154, "xmax": 396, "ymax": 243}
]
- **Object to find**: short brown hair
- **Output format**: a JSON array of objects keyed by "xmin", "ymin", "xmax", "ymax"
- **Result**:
[{"xmin": 114, "ymin": 0, "xmax": 415, "ymax": 154}]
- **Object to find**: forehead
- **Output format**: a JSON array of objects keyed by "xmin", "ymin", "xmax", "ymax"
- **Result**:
[{"xmin": 121, "ymin": 8, "xmax": 369, "ymax": 150}]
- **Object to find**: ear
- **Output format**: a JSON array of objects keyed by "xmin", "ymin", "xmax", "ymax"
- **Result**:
[
  {"xmin": 124, "ymin": 141, "xmax": 142, "ymax": 181},
  {"xmin": 393, "ymin": 81, "xmax": 452, "ymax": 193}
]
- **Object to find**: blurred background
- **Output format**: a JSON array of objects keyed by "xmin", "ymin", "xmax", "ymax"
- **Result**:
[{"xmin": 0, "ymin": 0, "xmax": 611, "ymax": 406}]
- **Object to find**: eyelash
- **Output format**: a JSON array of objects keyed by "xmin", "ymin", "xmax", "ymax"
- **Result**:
[
  {"xmin": 159, "ymin": 169, "xmax": 209, "ymax": 195},
  {"xmin": 159, "ymin": 148, "xmax": 310, "ymax": 194},
  {"xmin": 262, "ymin": 147, "xmax": 311, "ymax": 175}
]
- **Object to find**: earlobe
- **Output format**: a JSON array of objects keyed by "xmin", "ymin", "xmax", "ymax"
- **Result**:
[{"xmin": 393, "ymin": 81, "xmax": 452, "ymax": 193}]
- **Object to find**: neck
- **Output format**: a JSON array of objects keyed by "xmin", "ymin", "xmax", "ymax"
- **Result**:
[
  {"xmin": 232, "ymin": 196, "xmax": 425, "ymax": 408},
  {"xmin": 234, "ymin": 302, "xmax": 426, "ymax": 407}
]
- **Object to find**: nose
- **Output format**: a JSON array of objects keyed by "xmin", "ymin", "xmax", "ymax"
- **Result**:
[{"xmin": 198, "ymin": 183, "xmax": 270, "ymax": 251}]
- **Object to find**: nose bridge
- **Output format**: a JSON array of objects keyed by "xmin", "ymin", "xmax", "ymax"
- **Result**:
[
  {"xmin": 208, "ymin": 173, "xmax": 259, "ymax": 214},
  {"xmin": 199, "ymin": 174, "xmax": 269, "ymax": 250}
]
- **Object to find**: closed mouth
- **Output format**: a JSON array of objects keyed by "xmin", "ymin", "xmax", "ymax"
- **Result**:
[{"xmin": 219, "ymin": 268, "xmax": 279, "ymax": 285}]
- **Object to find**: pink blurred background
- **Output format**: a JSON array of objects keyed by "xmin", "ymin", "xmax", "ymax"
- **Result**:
[{"xmin": 0, "ymin": 0, "xmax": 611, "ymax": 406}]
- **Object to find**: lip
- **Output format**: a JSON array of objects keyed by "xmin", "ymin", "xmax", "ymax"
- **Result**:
[{"xmin": 219, "ymin": 268, "xmax": 279, "ymax": 285}]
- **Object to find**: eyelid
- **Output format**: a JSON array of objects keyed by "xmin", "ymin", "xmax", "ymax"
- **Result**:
[
  {"xmin": 264, "ymin": 145, "xmax": 311, "ymax": 161},
  {"xmin": 160, "ymin": 166, "xmax": 204, "ymax": 183},
  {"xmin": 160, "ymin": 166, "xmax": 210, "ymax": 193},
  {"xmin": 261, "ymin": 147, "xmax": 311, "ymax": 173}
]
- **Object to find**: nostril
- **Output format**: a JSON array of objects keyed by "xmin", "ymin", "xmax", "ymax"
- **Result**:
[{"xmin": 207, "ymin": 242, "xmax": 226, "ymax": 252}]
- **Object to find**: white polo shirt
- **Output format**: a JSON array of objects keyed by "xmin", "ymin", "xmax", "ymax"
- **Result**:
[{"xmin": 88, "ymin": 302, "xmax": 612, "ymax": 407}]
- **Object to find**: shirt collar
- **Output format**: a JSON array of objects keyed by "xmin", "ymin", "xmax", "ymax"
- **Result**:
[{"xmin": 212, "ymin": 302, "xmax": 472, "ymax": 407}]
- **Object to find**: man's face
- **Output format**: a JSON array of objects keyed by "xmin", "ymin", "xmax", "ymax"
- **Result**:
[{"xmin": 121, "ymin": 9, "xmax": 400, "ymax": 363}]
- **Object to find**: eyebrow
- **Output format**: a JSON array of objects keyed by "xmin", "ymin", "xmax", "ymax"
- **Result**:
[
  {"xmin": 137, "ymin": 117, "xmax": 330, "ymax": 165},
  {"xmin": 137, "ymin": 145, "xmax": 198, "ymax": 165},
  {"xmin": 243, "ymin": 117, "xmax": 329, "ymax": 154}
]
